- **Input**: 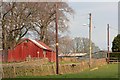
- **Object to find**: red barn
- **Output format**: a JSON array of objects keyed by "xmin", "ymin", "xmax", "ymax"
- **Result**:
[{"xmin": 8, "ymin": 38, "xmax": 56, "ymax": 62}]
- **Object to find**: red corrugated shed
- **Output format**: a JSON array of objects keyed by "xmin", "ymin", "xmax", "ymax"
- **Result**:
[{"xmin": 8, "ymin": 38, "xmax": 56, "ymax": 62}]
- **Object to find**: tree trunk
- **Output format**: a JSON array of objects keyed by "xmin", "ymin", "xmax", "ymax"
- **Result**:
[
  {"xmin": 40, "ymin": 25, "xmax": 50, "ymax": 45},
  {"xmin": 2, "ymin": 25, "xmax": 9, "ymax": 62}
]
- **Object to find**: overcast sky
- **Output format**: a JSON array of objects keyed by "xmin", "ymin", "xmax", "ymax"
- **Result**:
[{"xmin": 68, "ymin": 2, "xmax": 118, "ymax": 50}]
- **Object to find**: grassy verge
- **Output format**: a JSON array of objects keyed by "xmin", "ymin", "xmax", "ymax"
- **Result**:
[{"xmin": 18, "ymin": 63, "xmax": 118, "ymax": 78}]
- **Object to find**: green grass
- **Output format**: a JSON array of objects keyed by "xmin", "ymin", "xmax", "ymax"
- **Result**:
[{"xmin": 18, "ymin": 63, "xmax": 118, "ymax": 78}]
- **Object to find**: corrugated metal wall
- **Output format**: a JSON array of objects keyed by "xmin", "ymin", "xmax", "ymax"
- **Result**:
[{"xmin": 7, "ymin": 39, "xmax": 56, "ymax": 62}]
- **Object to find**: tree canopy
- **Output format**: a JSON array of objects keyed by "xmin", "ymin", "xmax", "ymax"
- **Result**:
[
  {"xmin": 72, "ymin": 37, "xmax": 100, "ymax": 53},
  {"xmin": 1, "ymin": 2, "xmax": 74, "ymax": 50},
  {"xmin": 56, "ymin": 36, "xmax": 100, "ymax": 54},
  {"xmin": 112, "ymin": 34, "xmax": 120, "ymax": 52}
]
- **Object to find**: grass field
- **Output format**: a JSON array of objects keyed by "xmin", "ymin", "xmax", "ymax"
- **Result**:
[{"xmin": 18, "ymin": 63, "xmax": 119, "ymax": 78}]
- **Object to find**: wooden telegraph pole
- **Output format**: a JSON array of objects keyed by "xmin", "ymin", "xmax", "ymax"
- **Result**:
[
  {"xmin": 107, "ymin": 24, "xmax": 110, "ymax": 64},
  {"xmin": 55, "ymin": 3, "xmax": 59, "ymax": 74},
  {"xmin": 89, "ymin": 13, "xmax": 92, "ymax": 68}
]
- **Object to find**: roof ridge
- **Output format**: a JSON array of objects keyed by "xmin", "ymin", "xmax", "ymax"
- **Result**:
[{"xmin": 28, "ymin": 38, "xmax": 47, "ymax": 50}]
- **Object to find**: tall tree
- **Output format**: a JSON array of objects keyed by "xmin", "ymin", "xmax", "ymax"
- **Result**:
[
  {"xmin": 1, "ymin": 2, "xmax": 35, "ymax": 61},
  {"xmin": 30, "ymin": 2, "xmax": 74, "ymax": 45},
  {"xmin": 1, "ymin": 2, "xmax": 74, "ymax": 61},
  {"xmin": 1, "ymin": 2, "xmax": 74, "ymax": 49},
  {"xmin": 1, "ymin": 2, "xmax": 33, "ymax": 50},
  {"xmin": 0, "ymin": 1, "xmax": 2, "ymax": 49}
]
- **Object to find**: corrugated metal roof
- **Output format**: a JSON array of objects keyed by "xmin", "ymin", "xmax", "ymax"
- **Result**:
[
  {"xmin": 28, "ymin": 38, "xmax": 52, "ymax": 51},
  {"xmin": 17, "ymin": 38, "xmax": 53, "ymax": 51},
  {"xmin": 37, "ymin": 41, "xmax": 52, "ymax": 51},
  {"xmin": 29, "ymin": 39, "xmax": 47, "ymax": 50},
  {"xmin": 59, "ymin": 53, "xmax": 87, "ymax": 57}
]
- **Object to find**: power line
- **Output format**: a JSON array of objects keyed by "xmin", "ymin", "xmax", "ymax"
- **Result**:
[
  {"xmin": 110, "ymin": 27, "xmax": 118, "ymax": 31},
  {"xmin": 109, "ymin": 26, "xmax": 120, "ymax": 34}
]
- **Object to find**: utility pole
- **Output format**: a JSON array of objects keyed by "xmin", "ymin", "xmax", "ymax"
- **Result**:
[
  {"xmin": 89, "ymin": 13, "xmax": 92, "ymax": 68},
  {"xmin": 55, "ymin": 3, "xmax": 59, "ymax": 74},
  {"xmin": 107, "ymin": 24, "xmax": 110, "ymax": 64}
]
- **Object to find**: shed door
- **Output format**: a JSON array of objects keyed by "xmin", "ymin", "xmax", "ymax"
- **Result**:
[{"xmin": 43, "ymin": 50, "xmax": 46, "ymax": 58}]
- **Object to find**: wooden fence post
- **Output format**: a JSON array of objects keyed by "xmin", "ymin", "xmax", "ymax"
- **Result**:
[{"xmin": 13, "ymin": 66, "xmax": 16, "ymax": 78}]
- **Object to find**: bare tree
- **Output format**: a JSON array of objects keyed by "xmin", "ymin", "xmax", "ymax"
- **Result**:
[
  {"xmin": 0, "ymin": 1, "xmax": 2, "ymax": 49},
  {"xmin": 1, "ymin": 2, "xmax": 74, "ymax": 61},
  {"xmin": 30, "ymin": 2, "xmax": 74, "ymax": 45},
  {"xmin": 1, "ymin": 2, "xmax": 34, "ymax": 50},
  {"xmin": 1, "ymin": 2, "xmax": 39, "ymax": 61},
  {"xmin": 73, "ymin": 37, "xmax": 100, "ymax": 53},
  {"xmin": 58, "ymin": 35, "xmax": 74, "ymax": 54}
]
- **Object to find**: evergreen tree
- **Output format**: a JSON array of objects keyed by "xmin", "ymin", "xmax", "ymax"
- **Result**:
[{"xmin": 112, "ymin": 34, "xmax": 120, "ymax": 52}]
